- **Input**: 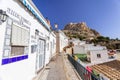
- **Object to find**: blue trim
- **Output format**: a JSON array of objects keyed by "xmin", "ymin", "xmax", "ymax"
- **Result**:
[
  {"xmin": 20, "ymin": 0, "xmax": 50, "ymax": 31},
  {"xmin": 2, "ymin": 55, "xmax": 28, "ymax": 65}
]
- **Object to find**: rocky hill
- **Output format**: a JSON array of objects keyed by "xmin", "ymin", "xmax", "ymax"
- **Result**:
[{"xmin": 62, "ymin": 22, "xmax": 100, "ymax": 40}]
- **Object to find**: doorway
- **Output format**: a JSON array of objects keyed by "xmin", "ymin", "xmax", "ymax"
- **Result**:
[{"xmin": 36, "ymin": 38, "xmax": 45, "ymax": 71}]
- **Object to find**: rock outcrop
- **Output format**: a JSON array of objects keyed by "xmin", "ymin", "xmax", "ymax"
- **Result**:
[{"xmin": 63, "ymin": 22, "xmax": 100, "ymax": 40}]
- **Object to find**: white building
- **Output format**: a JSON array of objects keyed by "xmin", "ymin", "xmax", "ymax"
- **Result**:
[
  {"xmin": 69, "ymin": 38, "xmax": 81, "ymax": 46},
  {"xmin": 74, "ymin": 43, "xmax": 107, "ymax": 54},
  {"xmin": 56, "ymin": 30, "xmax": 68, "ymax": 53},
  {"xmin": 0, "ymin": 0, "xmax": 56, "ymax": 80},
  {"xmin": 87, "ymin": 49, "xmax": 109, "ymax": 64},
  {"xmin": 49, "ymin": 31, "xmax": 56, "ymax": 59},
  {"xmin": 73, "ymin": 42, "xmax": 109, "ymax": 65}
]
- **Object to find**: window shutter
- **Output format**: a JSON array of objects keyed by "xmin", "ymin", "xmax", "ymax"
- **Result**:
[{"xmin": 11, "ymin": 24, "xmax": 29, "ymax": 46}]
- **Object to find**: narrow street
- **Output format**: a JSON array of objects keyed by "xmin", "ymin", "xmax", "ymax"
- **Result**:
[
  {"xmin": 46, "ymin": 54, "xmax": 67, "ymax": 80},
  {"xmin": 36, "ymin": 54, "xmax": 67, "ymax": 80},
  {"xmin": 34, "ymin": 53, "xmax": 81, "ymax": 80}
]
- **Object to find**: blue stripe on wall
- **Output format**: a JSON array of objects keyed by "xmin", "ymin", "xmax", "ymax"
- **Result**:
[{"xmin": 2, "ymin": 55, "xmax": 28, "ymax": 65}]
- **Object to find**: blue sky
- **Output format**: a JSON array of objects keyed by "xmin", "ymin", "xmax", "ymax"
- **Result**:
[{"xmin": 33, "ymin": 0, "xmax": 120, "ymax": 39}]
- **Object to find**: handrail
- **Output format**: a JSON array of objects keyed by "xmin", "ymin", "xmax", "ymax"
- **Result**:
[{"xmin": 67, "ymin": 54, "xmax": 100, "ymax": 80}]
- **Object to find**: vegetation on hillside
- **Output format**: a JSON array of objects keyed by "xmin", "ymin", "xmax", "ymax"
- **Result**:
[
  {"xmin": 90, "ymin": 36, "xmax": 120, "ymax": 49},
  {"xmin": 63, "ymin": 22, "xmax": 100, "ymax": 40},
  {"xmin": 63, "ymin": 22, "xmax": 120, "ymax": 50}
]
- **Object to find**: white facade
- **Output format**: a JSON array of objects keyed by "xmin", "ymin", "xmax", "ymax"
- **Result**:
[
  {"xmin": 74, "ymin": 45, "xmax": 85, "ymax": 54},
  {"xmin": 74, "ymin": 43, "xmax": 107, "ymax": 54},
  {"xmin": 87, "ymin": 50, "xmax": 109, "ymax": 64},
  {"xmin": 68, "ymin": 38, "xmax": 86, "ymax": 46},
  {"xmin": 59, "ymin": 30, "xmax": 68, "ymax": 53},
  {"xmin": 70, "ymin": 38, "xmax": 81, "ymax": 46},
  {"xmin": 0, "ymin": 0, "xmax": 56, "ymax": 80},
  {"xmin": 49, "ymin": 32, "xmax": 56, "ymax": 59}
]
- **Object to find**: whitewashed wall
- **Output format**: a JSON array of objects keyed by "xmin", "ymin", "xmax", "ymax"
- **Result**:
[
  {"xmin": 0, "ymin": 0, "xmax": 55, "ymax": 80},
  {"xmin": 73, "ymin": 45, "xmax": 85, "ymax": 54},
  {"xmin": 46, "ymin": 31, "xmax": 56, "ymax": 62},
  {"xmin": 90, "ymin": 50, "xmax": 109, "ymax": 64},
  {"xmin": 74, "ymin": 43, "xmax": 107, "ymax": 54},
  {"xmin": 59, "ymin": 30, "xmax": 68, "ymax": 53}
]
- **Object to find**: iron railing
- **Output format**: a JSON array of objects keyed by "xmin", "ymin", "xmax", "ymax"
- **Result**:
[{"xmin": 68, "ymin": 54, "xmax": 100, "ymax": 80}]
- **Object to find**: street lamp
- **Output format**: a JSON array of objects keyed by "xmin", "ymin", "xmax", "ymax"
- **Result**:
[
  {"xmin": 0, "ymin": 10, "xmax": 8, "ymax": 23},
  {"xmin": 54, "ymin": 23, "xmax": 58, "ymax": 29},
  {"xmin": 53, "ymin": 23, "xmax": 58, "ymax": 32}
]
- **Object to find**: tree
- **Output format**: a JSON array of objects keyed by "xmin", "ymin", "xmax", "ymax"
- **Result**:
[{"xmin": 116, "ymin": 38, "xmax": 119, "ymax": 41}]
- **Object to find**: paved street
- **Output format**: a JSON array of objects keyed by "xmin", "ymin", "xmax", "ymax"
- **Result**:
[
  {"xmin": 36, "ymin": 53, "xmax": 67, "ymax": 80},
  {"xmin": 63, "ymin": 54, "xmax": 81, "ymax": 80},
  {"xmin": 35, "ymin": 53, "xmax": 81, "ymax": 80},
  {"xmin": 46, "ymin": 54, "xmax": 67, "ymax": 80}
]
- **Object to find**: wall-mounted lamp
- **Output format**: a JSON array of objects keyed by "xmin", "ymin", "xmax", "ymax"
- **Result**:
[
  {"xmin": 35, "ymin": 29, "xmax": 39, "ymax": 35},
  {"xmin": 35, "ymin": 29, "xmax": 39, "ymax": 39},
  {"xmin": 0, "ymin": 10, "xmax": 8, "ymax": 23}
]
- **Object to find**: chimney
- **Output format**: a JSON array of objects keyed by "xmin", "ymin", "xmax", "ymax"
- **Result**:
[{"xmin": 46, "ymin": 17, "xmax": 52, "ymax": 30}]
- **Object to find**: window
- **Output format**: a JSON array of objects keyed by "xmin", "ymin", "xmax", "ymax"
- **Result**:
[
  {"xmin": 2, "ymin": 20, "xmax": 30, "ymax": 65},
  {"xmin": 11, "ymin": 24, "xmax": 29, "ymax": 56},
  {"xmin": 11, "ymin": 46, "xmax": 24, "ymax": 56},
  {"xmin": 31, "ymin": 45, "xmax": 37, "ymax": 53},
  {"xmin": 97, "ymin": 54, "xmax": 101, "ymax": 58},
  {"xmin": 11, "ymin": 24, "xmax": 29, "ymax": 46}
]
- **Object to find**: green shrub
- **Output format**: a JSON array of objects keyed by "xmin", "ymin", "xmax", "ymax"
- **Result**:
[{"xmin": 74, "ymin": 54, "xmax": 87, "ymax": 61}]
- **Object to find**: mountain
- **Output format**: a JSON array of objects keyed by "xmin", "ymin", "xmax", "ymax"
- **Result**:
[{"xmin": 62, "ymin": 22, "xmax": 100, "ymax": 40}]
